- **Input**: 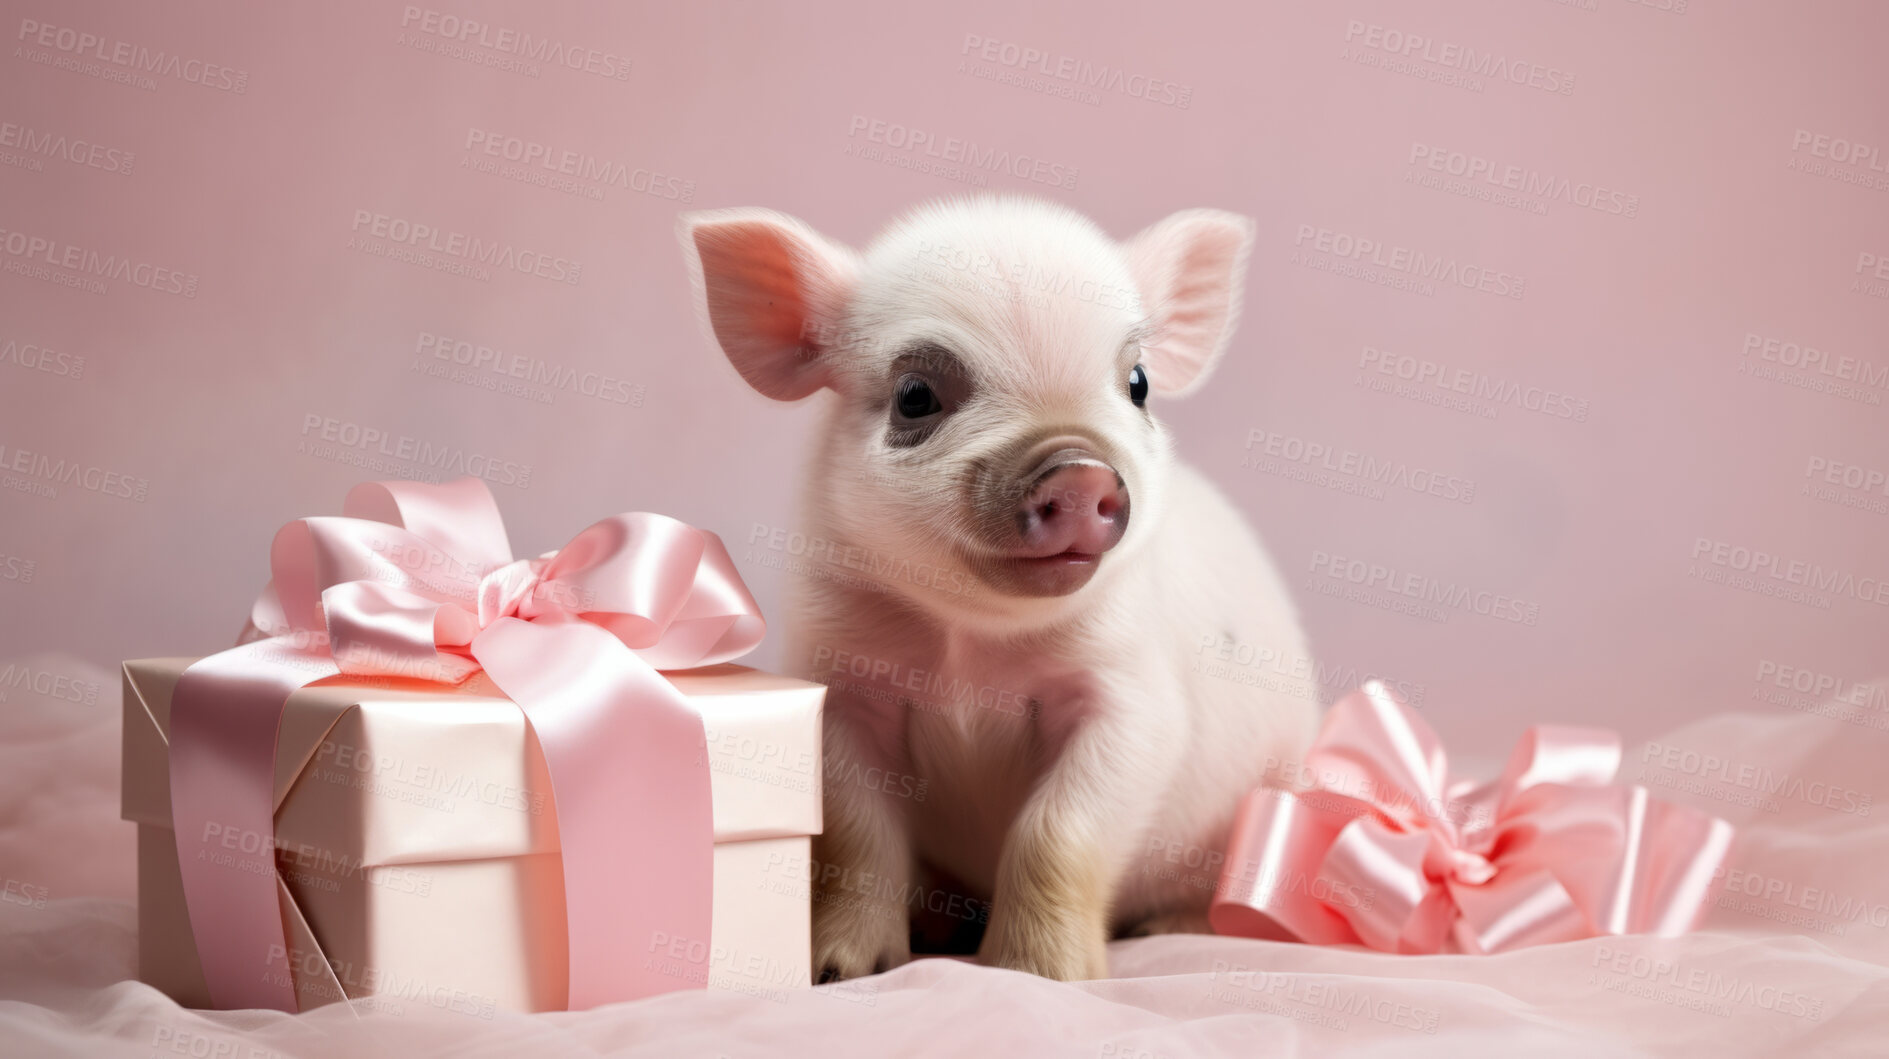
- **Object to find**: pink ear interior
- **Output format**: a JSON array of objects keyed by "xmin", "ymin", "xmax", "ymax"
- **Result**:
[
  {"xmin": 687, "ymin": 212, "xmax": 855, "ymax": 401},
  {"xmin": 1125, "ymin": 210, "xmax": 1255, "ymax": 398}
]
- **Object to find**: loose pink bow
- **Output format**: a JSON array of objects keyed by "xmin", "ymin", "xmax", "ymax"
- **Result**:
[
  {"xmin": 169, "ymin": 477, "xmax": 764, "ymax": 1010},
  {"xmin": 1209, "ymin": 682, "xmax": 1734, "ymax": 954}
]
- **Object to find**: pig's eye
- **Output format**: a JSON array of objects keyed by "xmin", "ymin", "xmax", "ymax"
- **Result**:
[
  {"xmin": 1127, "ymin": 364, "xmax": 1149, "ymax": 407},
  {"xmin": 895, "ymin": 374, "xmax": 943, "ymax": 419}
]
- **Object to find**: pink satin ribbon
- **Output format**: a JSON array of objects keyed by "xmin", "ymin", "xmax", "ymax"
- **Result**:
[
  {"xmin": 1209, "ymin": 681, "xmax": 1735, "ymax": 954},
  {"xmin": 169, "ymin": 477, "xmax": 765, "ymax": 1010}
]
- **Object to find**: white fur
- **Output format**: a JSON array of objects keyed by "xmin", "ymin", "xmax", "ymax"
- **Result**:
[{"xmin": 680, "ymin": 196, "xmax": 1317, "ymax": 981}]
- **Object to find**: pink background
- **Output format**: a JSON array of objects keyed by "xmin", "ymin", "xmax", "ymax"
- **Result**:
[{"xmin": 2, "ymin": 0, "xmax": 1885, "ymax": 758}]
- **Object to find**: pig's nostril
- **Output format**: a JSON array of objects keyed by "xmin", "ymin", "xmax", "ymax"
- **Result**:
[{"xmin": 1015, "ymin": 462, "xmax": 1130, "ymax": 557}]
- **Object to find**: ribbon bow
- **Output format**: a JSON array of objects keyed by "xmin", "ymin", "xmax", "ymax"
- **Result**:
[
  {"xmin": 169, "ymin": 477, "xmax": 764, "ymax": 1010},
  {"xmin": 1209, "ymin": 682, "xmax": 1734, "ymax": 954}
]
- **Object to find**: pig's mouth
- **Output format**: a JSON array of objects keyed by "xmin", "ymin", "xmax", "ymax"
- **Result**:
[
  {"xmin": 973, "ymin": 547, "xmax": 1106, "ymax": 597},
  {"xmin": 1022, "ymin": 549, "xmax": 1099, "ymax": 562}
]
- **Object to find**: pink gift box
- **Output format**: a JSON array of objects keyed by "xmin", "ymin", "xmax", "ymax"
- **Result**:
[{"xmin": 122, "ymin": 656, "xmax": 823, "ymax": 1013}]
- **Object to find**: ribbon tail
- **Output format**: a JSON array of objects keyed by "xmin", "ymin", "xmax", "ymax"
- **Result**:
[
  {"xmin": 1488, "ymin": 784, "xmax": 1735, "ymax": 943},
  {"xmin": 170, "ymin": 638, "xmax": 338, "ymax": 1011},
  {"xmin": 1211, "ymin": 789, "xmax": 1367, "ymax": 946},
  {"xmin": 1600, "ymin": 786, "xmax": 1737, "ymax": 937},
  {"xmin": 471, "ymin": 616, "xmax": 715, "ymax": 1007}
]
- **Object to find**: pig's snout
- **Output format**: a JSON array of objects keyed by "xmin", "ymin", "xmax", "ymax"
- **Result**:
[
  {"xmin": 1017, "ymin": 456, "xmax": 1129, "ymax": 559},
  {"xmin": 967, "ymin": 438, "xmax": 1131, "ymax": 597}
]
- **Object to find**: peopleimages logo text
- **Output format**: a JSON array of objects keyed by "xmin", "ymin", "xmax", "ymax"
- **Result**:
[
  {"xmin": 1408, "ymin": 143, "xmax": 1636, "ymax": 216},
  {"xmin": 416, "ymin": 331, "xmax": 640, "ymax": 405},
  {"xmin": 1295, "ymin": 225, "xmax": 1525, "ymax": 299},
  {"xmin": 299, "ymin": 414, "xmax": 532, "ymax": 488},
  {"xmin": 350, "ymin": 210, "xmax": 581, "ymax": 285},
  {"xmin": 1343, "ymin": 20, "xmax": 1574, "ymax": 94},
  {"xmin": 959, "ymin": 34, "xmax": 1192, "ymax": 108},
  {"xmin": 0, "ymin": 120, "xmax": 134, "ymax": 174},
  {"xmin": 397, "ymin": 7, "xmax": 630, "ymax": 79},
  {"xmin": 0, "ymin": 226, "xmax": 198, "ymax": 296},
  {"xmin": 1309, "ymin": 551, "xmax": 1539, "ymax": 625},
  {"xmin": 463, "ymin": 129, "xmax": 694, "ymax": 202},
  {"xmin": 1691, "ymin": 538, "xmax": 1889, "ymax": 607},
  {"xmin": 0, "ymin": 442, "xmax": 148, "ymax": 500},
  {"xmin": 1359, "ymin": 347, "xmax": 1589, "ymax": 421},
  {"xmin": 16, "ymin": 18, "xmax": 249, "ymax": 92},
  {"xmin": 846, "ymin": 116, "xmax": 1078, "ymax": 191},
  {"xmin": 1, "ymin": 337, "xmax": 83, "ymax": 379},
  {"xmin": 1791, "ymin": 129, "xmax": 1889, "ymax": 173}
]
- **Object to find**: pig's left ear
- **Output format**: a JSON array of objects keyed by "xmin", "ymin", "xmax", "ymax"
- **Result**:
[
  {"xmin": 1123, "ymin": 209, "xmax": 1256, "ymax": 399},
  {"xmin": 678, "ymin": 207, "xmax": 861, "ymax": 402}
]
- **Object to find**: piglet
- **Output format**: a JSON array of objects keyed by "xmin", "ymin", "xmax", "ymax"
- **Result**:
[{"xmin": 679, "ymin": 196, "xmax": 1316, "ymax": 981}]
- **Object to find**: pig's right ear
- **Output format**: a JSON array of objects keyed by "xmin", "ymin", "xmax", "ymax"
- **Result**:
[
  {"xmin": 678, "ymin": 208, "xmax": 860, "ymax": 401},
  {"xmin": 1123, "ymin": 209, "xmax": 1256, "ymax": 399}
]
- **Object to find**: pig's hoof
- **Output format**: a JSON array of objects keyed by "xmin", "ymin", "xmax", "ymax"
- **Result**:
[
  {"xmin": 812, "ymin": 897, "xmax": 909, "ymax": 983},
  {"xmin": 979, "ymin": 919, "xmax": 1109, "ymax": 981},
  {"xmin": 1120, "ymin": 908, "xmax": 1214, "ymax": 937},
  {"xmin": 982, "ymin": 939, "xmax": 1109, "ymax": 982}
]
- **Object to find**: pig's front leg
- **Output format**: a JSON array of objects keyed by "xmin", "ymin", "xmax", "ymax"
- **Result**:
[
  {"xmin": 811, "ymin": 712, "xmax": 914, "ymax": 981},
  {"xmin": 978, "ymin": 689, "xmax": 1180, "ymax": 981}
]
